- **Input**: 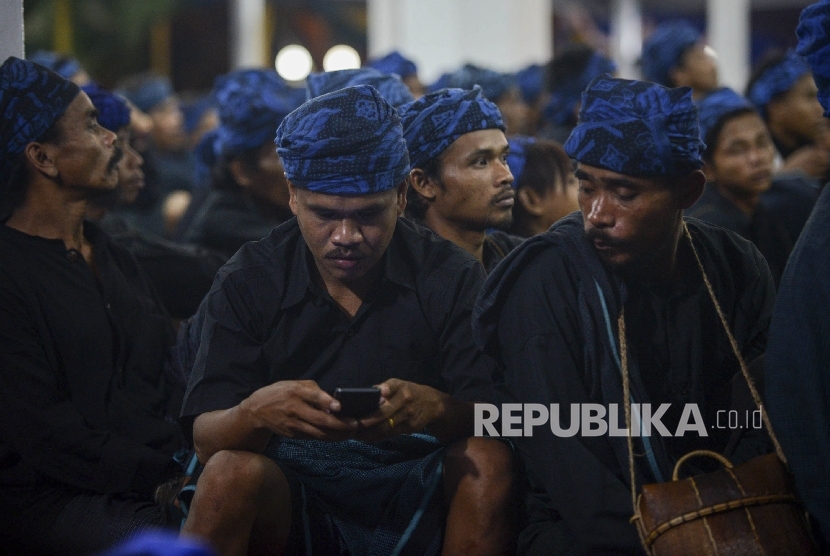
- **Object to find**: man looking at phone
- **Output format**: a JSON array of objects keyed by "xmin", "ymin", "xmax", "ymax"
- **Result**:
[{"xmin": 180, "ymin": 85, "xmax": 516, "ymax": 555}]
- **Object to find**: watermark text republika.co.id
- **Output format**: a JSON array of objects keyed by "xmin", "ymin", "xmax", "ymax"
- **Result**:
[{"xmin": 474, "ymin": 403, "xmax": 765, "ymax": 437}]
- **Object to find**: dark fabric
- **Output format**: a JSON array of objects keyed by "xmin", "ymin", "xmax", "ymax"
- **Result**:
[
  {"xmin": 483, "ymin": 230, "xmax": 525, "ymax": 274},
  {"xmin": 306, "ymin": 68, "xmax": 414, "ymax": 108},
  {"xmin": 0, "ymin": 487, "xmax": 182, "ymax": 556},
  {"xmin": 83, "ymin": 82, "xmax": 131, "ymax": 133},
  {"xmin": 545, "ymin": 53, "xmax": 617, "ymax": 127},
  {"xmin": 687, "ymin": 184, "xmax": 793, "ymax": 286},
  {"xmin": 472, "ymin": 213, "xmax": 775, "ymax": 554},
  {"xmin": 178, "ymin": 188, "xmax": 291, "ymax": 259},
  {"xmin": 0, "ymin": 56, "xmax": 81, "ymax": 184},
  {"xmin": 797, "ymin": 0, "xmax": 830, "ymax": 117},
  {"xmin": 99, "ymin": 213, "xmax": 226, "ymax": 319},
  {"xmin": 766, "ymin": 184, "xmax": 830, "ymax": 550},
  {"xmin": 746, "ymin": 50, "xmax": 811, "ymax": 116},
  {"xmin": 366, "ymin": 51, "xmax": 418, "ymax": 80},
  {"xmin": 640, "ymin": 21, "xmax": 701, "ymax": 87},
  {"xmin": 275, "ymin": 84, "xmax": 410, "ymax": 195},
  {"xmin": 696, "ymin": 87, "xmax": 755, "ymax": 146},
  {"xmin": 760, "ymin": 172, "xmax": 822, "ymax": 241},
  {"xmin": 399, "ymin": 86, "xmax": 505, "ymax": 170},
  {"xmin": 563, "ymin": 76, "xmax": 704, "ymax": 177}
]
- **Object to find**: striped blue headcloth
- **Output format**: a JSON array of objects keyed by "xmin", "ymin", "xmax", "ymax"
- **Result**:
[
  {"xmin": 545, "ymin": 52, "xmax": 617, "ymax": 126},
  {"xmin": 564, "ymin": 75, "xmax": 704, "ymax": 177},
  {"xmin": 275, "ymin": 85, "xmax": 410, "ymax": 195},
  {"xmin": 641, "ymin": 21, "xmax": 702, "ymax": 87},
  {"xmin": 82, "ymin": 83, "xmax": 131, "ymax": 132},
  {"xmin": 797, "ymin": 0, "xmax": 830, "ymax": 117},
  {"xmin": 696, "ymin": 88, "xmax": 755, "ymax": 147},
  {"xmin": 366, "ymin": 51, "xmax": 418, "ymax": 79},
  {"xmin": 306, "ymin": 68, "xmax": 414, "ymax": 108},
  {"xmin": 0, "ymin": 56, "xmax": 80, "ymax": 184},
  {"xmin": 398, "ymin": 86, "xmax": 505, "ymax": 169},
  {"xmin": 746, "ymin": 51, "xmax": 811, "ymax": 116}
]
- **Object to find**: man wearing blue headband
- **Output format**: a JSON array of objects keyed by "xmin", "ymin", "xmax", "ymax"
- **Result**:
[
  {"xmin": 473, "ymin": 76, "xmax": 775, "ymax": 553},
  {"xmin": 746, "ymin": 50, "xmax": 830, "ymax": 181},
  {"xmin": 641, "ymin": 21, "xmax": 719, "ymax": 100},
  {"xmin": 366, "ymin": 50, "xmax": 425, "ymax": 98},
  {"xmin": 180, "ymin": 85, "xmax": 516, "ymax": 555},
  {"xmin": 0, "ymin": 57, "xmax": 190, "ymax": 553},
  {"xmin": 766, "ymin": 1, "xmax": 830, "ymax": 549},
  {"xmin": 400, "ymin": 87, "xmax": 523, "ymax": 273}
]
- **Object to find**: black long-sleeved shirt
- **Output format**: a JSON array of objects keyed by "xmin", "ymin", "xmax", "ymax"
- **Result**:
[{"xmin": 0, "ymin": 222, "xmax": 186, "ymax": 500}]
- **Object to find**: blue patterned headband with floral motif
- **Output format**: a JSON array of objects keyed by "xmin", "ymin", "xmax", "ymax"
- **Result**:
[
  {"xmin": 0, "ymin": 56, "xmax": 80, "ymax": 185},
  {"xmin": 563, "ymin": 75, "xmax": 704, "ymax": 177},
  {"xmin": 82, "ymin": 83, "xmax": 131, "ymax": 132},
  {"xmin": 306, "ymin": 68, "xmax": 414, "ymax": 108},
  {"xmin": 746, "ymin": 50, "xmax": 811, "ymax": 116},
  {"xmin": 797, "ymin": 0, "xmax": 830, "ymax": 117},
  {"xmin": 276, "ymin": 84, "xmax": 410, "ymax": 195},
  {"xmin": 398, "ymin": 86, "xmax": 505, "ymax": 170}
]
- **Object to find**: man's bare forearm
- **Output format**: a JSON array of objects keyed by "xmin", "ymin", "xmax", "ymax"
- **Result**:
[{"xmin": 192, "ymin": 401, "xmax": 272, "ymax": 463}]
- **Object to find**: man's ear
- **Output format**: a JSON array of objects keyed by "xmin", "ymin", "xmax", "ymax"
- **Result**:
[
  {"xmin": 24, "ymin": 142, "xmax": 59, "ymax": 179},
  {"xmin": 287, "ymin": 181, "xmax": 299, "ymax": 216},
  {"xmin": 676, "ymin": 169, "xmax": 706, "ymax": 209},
  {"xmin": 408, "ymin": 168, "xmax": 438, "ymax": 203},
  {"xmin": 517, "ymin": 186, "xmax": 544, "ymax": 216},
  {"xmin": 395, "ymin": 181, "xmax": 408, "ymax": 216},
  {"xmin": 229, "ymin": 158, "xmax": 252, "ymax": 188}
]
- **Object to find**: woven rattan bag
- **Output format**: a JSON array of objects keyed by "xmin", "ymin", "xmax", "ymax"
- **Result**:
[{"xmin": 619, "ymin": 224, "xmax": 820, "ymax": 556}]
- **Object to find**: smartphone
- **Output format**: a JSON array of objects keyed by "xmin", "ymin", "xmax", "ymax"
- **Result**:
[{"xmin": 332, "ymin": 387, "xmax": 381, "ymax": 419}]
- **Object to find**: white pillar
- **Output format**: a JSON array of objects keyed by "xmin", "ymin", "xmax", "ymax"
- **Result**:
[
  {"xmin": 707, "ymin": 0, "xmax": 750, "ymax": 92},
  {"xmin": 230, "ymin": 0, "xmax": 266, "ymax": 69},
  {"xmin": 611, "ymin": 0, "xmax": 642, "ymax": 80},
  {"xmin": 1, "ymin": 0, "xmax": 25, "ymax": 61},
  {"xmin": 368, "ymin": 0, "xmax": 552, "ymax": 84}
]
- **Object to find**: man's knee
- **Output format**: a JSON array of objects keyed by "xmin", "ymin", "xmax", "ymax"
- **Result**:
[
  {"xmin": 198, "ymin": 450, "xmax": 284, "ymax": 502},
  {"xmin": 445, "ymin": 437, "xmax": 516, "ymax": 489}
]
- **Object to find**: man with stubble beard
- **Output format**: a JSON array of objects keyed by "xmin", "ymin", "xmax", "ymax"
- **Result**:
[
  {"xmin": 0, "ymin": 57, "xmax": 190, "ymax": 554},
  {"xmin": 400, "ymin": 87, "xmax": 524, "ymax": 273}
]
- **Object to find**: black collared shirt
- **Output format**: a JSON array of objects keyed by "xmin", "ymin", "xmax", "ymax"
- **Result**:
[
  {"xmin": 0, "ymin": 222, "xmax": 185, "ymax": 498},
  {"xmin": 181, "ymin": 217, "xmax": 495, "ymax": 432}
]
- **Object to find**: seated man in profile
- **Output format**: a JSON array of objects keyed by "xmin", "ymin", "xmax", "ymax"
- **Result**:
[
  {"xmin": 0, "ymin": 57, "xmax": 189, "ymax": 554},
  {"xmin": 180, "ymin": 85, "xmax": 516, "ymax": 556}
]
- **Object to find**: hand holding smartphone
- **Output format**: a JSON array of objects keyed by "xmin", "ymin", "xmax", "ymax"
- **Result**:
[{"xmin": 332, "ymin": 387, "xmax": 381, "ymax": 419}]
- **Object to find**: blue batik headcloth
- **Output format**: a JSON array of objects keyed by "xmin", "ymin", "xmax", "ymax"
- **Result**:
[
  {"xmin": 506, "ymin": 136, "xmax": 536, "ymax": 189},
  {"xmin": 641, "ymin": 21, "xmax": 702, "ymax": 87},
  {"xmin": 545, "ymin": 52, "xmax": 617, "ymax": 126},
  {"xmin": 441, "ymin": 64, "xmax": 517, "ymax": 102},
  {"xmin": 275, "ymin": 84, "xmax": 410, "ymax": 195},
  {"xmin": 515, "ymin": 64, "xmax": 545, "ymax": 105},
  {"xmin": 366, "ymin": 51, "xmax": 418, "ymax": 79},
  {"xmin": 746, "ymin": 50, "xmax": 811, "ymax": 116},
  {"xmin": 28, "ymin": 50, "xmax": 82, "ymax": 81},
  {"xmin": 213, "ymin": 69, "xmax": 301, "ymax": 157},
  {"xmin": 563, "ymin": 75, "xmax": 704, "ymax": 177},
  {"xmin": 399, "ymin": 86, "xmax": 506, "ymax": 169},
  {"xmin": 797, "ymin": 0, "xmax": 830, "ymax": 117},
  {"xmin": 82, "ymin": 83, "xmax": 131, "ymax": 132},
  {"xmin": 118, "ymin": 75, "xmax": 173, "ymax": 113},
  {"xmin": 0, "ymin": 56, "xmax": 80, "ymax": 184},
  {"xmin": 696, "ymin": 88, "xmax": 756, "ymax": 147},
  {"xmin": 306, "ymin": 68, "xmax": 414, "ymax": 108}
]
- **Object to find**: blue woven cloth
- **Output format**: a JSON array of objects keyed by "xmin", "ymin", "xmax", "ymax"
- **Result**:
[
  {"xmin": 506, "ymin": 136, "xmax": 536, "ymax": 188},
  {"xmin": 746, "ymin": 50, "xmax": 811, "ymax": 116},
  {"xmin": 797, "ymin": 0, "xmax": 830, "ymax": 117},
  {"xmin": 563, "ymin": 75, "xmax": 704, "ymax": 177},
  {"xmin": 398, "ymin": 86, "xmax": 505, "ymax": 169},
  {"xmin": 0, "ymin": 56, "xmax": 80, "ymax": 185},
  {"xmin": 366, "ymin": 51, "xmax": 418, "ymax": 79},
  {"xmin": 82, "ymin": 83, "xmax": 131, "ymax": 133},
  {"xmin": 213, "ymin": 69, "xmax": 300, "ymax": 157},
  {"xmin": 275, "ymin": 84, "xmax": 410, "ymax": 195},
  {"xmin": 545, "ymin": 52, "xmax": 617, "ymax": 126},
  {"xmin": 515, "ymin": 63, "xmax": 545, "ymax": 105},
  {"xmin": 118, "ymin": 75, "xmax": 173, "ymax": 113},
  {"xmin": 27, "ymin": 50, "xmax": 82, "ymax": 81},
  {"xmin": 97, "ymin": 531, "xmax": 215, "ymax": 556},
  {"xmin": 307, "ymin": 68, "xmax": 414, "ymax": 108},
  {"xmin": 641, "ymin": 21, "xmax": 702, "ymax": 87},
  {"xmin": 434, "ymin": 64, "xmax": 517, "ymax": 102},
  {"xmin": 696, "ymin": 87, "xmax": 755, "ymax": 145}
]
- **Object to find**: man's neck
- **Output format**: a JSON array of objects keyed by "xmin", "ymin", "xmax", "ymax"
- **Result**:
[
  {"xmin": 717, "ymin": 185, "xmax": 760, "ymax": 216},
  {"xmin": 768, "ymin": 124, "xmax": 805, "ymax": 158},
  {"xmin": 423, "ymin": 214, "xmax": 487, "ymax": 264},
  {"xmin": 6, "ymin": 184, "xmax": 89, "ymax": 252}
]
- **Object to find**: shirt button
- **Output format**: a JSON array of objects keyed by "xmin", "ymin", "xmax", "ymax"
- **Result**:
[
  {"xmin": 66, "ymin": 250, "xmax": 79, "ymax": 262},
  {"xmin": 106, "ymin": 303, "xmax": 111, "ymax": 310},
  {"xmin": 344, "ymin": 329, "xmax": 355, "ymax": 339}
]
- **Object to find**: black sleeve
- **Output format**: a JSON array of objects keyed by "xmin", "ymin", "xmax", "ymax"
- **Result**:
[
  {"xmin": 0, "ymin": 283, "xmax": 170, "ymax": 497},
  {"xmin": 494, "ymin": 246, "xmax": 643, "ymax": 554}
]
